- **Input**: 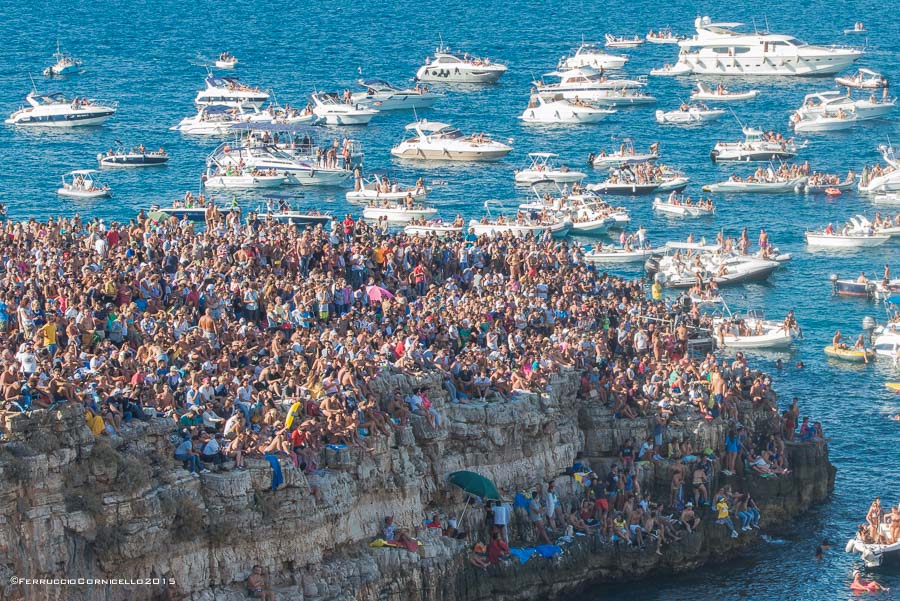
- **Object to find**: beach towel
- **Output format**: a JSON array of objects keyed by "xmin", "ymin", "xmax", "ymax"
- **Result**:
[
  {"xmin": 509, "ymin": 547, "xmax": 536, "ymax": 564},
  {"xmin": 513, "ymin": 492, "xmax": 531, "ymax": 508},
  {"xmin": 534, "ymin": 544, "xmax": 563, "ymax": 558},
  {"xmin": 264, "ymin": 453, "xmax": 283, "ymax": 490}
]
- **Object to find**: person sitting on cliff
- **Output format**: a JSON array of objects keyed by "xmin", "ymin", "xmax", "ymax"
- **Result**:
[
  {"xmin": 247, "ymin": 565, "xmax": 275, "ymax": 601},
  {"xmin": 382, "ymin": 516, "xmax": 414, "ymax": 546},
  {"xmin": 469, "ymin": 542, "xmax": 490, "ymax": 570},
  {"xmin": 487, "ymin": 530, "xmax": 511, "ymax": 564},
  {"xmin": 691, "ymin": 465, "xmax": 708, "ymax": 507},
  {"xmin": 528, "ymin": 491, "xmax": 552, "ymax": 544},
  {"xmin": 715, "ymin": 496, "xmax": 739, "ymax": 538},
  {"xmin": 680, "ymin": 502, "xmax": 700, "ymax": 533}
]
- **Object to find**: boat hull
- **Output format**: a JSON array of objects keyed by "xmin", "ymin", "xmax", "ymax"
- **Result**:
[
  {"xmin": 98, "ymin": 154, "xmax": 169, "ymax": 168},
  {"xmin": 415, "ymin": 66, "xmax": 506, "ymax": 84},
  {"xmin": 203, "ymin": 175, "xmax": 284, "ymax": 189},
  {"xmin": 824, "ymin": 345, "xmax": 874, "ymax": 362},
  {"xmin": 805, "ymin": 233, "xmax": 890, "ymax": 247},
  {"xmin": 57, "ymin": 188, "xmax": 110, "ymax": 199},
  {"xmin": 403, "ymin": 225, "xmax": 462, "ymax": 237},
  {"xmin": 703, "ymin": 179, "xmax": 805, "ymax": 193},
  {"xmin": 680, "ymin": 54, "xmax": 861, "ymax": 76},
  {"xmin": 362, "ymin": 208, "xmax": 438, "ymax": 222},
  {"xmin": 6, "ymin": 110, "xmax": 114, "ymax": 127},
  {"xmin": 391, "ymin": 147, "xmax": 510, "ymax": 162},
  {"xmin": 690, "ymin": 91, "xmax": 759, "ymax": 102},
  {"xmin": 710, "ymin": 150, "xmax": 797, "ymax": 163}
]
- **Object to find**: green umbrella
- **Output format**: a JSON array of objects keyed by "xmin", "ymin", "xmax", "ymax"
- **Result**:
[
  {"xmin": 147, "ymin": 210, "xmax": 169, "ymax": 223},
  {"xmin": 448, "ymin": 470, "xmax": 500, "ymax": 500}
]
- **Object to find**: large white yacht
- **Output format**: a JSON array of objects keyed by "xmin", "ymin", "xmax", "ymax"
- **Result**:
[
  {"xmin": 351, "ymin": 79, "xmax": 442, "ymax": 111},
  {"xmin": 793, "ymin": 90, "xmax": 895, "ymax": 122},
  {"xmin": 194, "ymin": 75, "xmax": 269, "ymax": 108},
  {"xmin": 390, "ymin": 120, "xmax": 511, "ymax": 161},
  {"xmin": 672, "ymin": 16, "xmax": 863, "ymax": 76},
  {"xmin": 519, "ymin": 94, "xmax": 615, "ymax": 124},
  {"xmin": 415, "ymin": 44, "xmax": 507, "ymax": 83},
  {"xmin": 309, "ymin": 92, "xmax": 378, "ymax": 125},
  {"xmin": 6, "ymin": 91, "xmax": 116, "ymax": 127},
  {"xmin": 534, "ymin": 67, "xmax": 645, "ymax": 101}
]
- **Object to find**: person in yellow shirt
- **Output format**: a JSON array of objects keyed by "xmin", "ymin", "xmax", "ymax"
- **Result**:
[
  {"xmin": 715, "ymin": 496, "xmax": 739, "ymax": 538},
  {"xmin": 38, "ymin": 318, "xmax": 58, "ymax": 358}
]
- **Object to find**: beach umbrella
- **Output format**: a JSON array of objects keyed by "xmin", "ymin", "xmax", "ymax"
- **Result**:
[
  {"xmin": 365, "ymin": 285, "xmax": 394, "ymax": 302},
  {"xmin": 448, "ymin": 470, "xmax": 500, "ymax": 500},
  {"xmin": 147, "ymin": 211, "xmax": 169, "ymax": 223}
]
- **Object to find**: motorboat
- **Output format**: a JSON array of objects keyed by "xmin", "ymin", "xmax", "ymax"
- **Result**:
[
  {"xmin": 170, "ymin": 104, "xmax": 256, "ymax": 135},
  {"xmin": 843, "ymin": 22, "xmax": 868, "ymax": 35},
  {"xmin": 559, "ymin": 43, "xmax": 628, "ymax": 70},
  {"xmin": 873, "ymin": 322, "xmax": 900, "ymax": 358},
  {"xmin": 519, "ymin": 93, "xmax": 615, "ymax": 124},
  {"xmin": 605, "ymin": 34, "xmax": 644, "ymax": 48},
  {"xmin": 847, "ymin": 528, "xmax": 900, "ymax": 568},
  {"xmin": 251, "ymin": 202, "xmax": 331, "ymax": 228},
  {"xmin": 871, "ymin": 191, "xmax": 900, "ymax": 204},
  {"xmin": 42, "ymin": 42, "xmax": 82, "ymax": 76},
  {"xmin": 702, "ymin": 175, "xmax": 807, "ymax": 193},
  {"xmin": 805, "ymin": 228, "xmax": 890, "ymax": 248},
  {"xmin": 794, "ymin": 90, "xmax": 895, "ymax": 121},
  {"xmin": 790, "ymin": 110, "xmax": 857, "ymax": 133},
  {"xmin": 518, "ymin": 191, "xmax": 631, "ymax": 231},
  {"xmin": 710, "ymin": 127, "xmax": 802, "ymax": 162},
  {"xmin": 824, "ymin": 345, "xmax": 874, "ymax": 363},
  {"xmin": 6, "ymin": 91, "xmax": 116, "ymax": 127},
  {"xmin": 831, "ymin": 274, "xmax": 877, "ymax": 297},
  {"xmin": 241, "ymin": 124, "xmax": 364, "ymax": 171},
  {"xmin": 390, "ymin": 120, "xmax": 512, "ymax": 162},
  {"xmin": 645, "ymin": 27, "xmax": 682, "ymax": 44},
  {"xmin": 690, "ymin": 82, "xmax": 759, "ymax": 102},
  {"xmin": 859, "ymin": 167, "xmax": 900, "ymax": 194},
  {"xmin": 151, "ymin": 201, "xmax": 231, "ymax": 222},
  {"xmin": 712, "ymin": 307, "xmax": 797, "ymax": 350},
  {"xmin": 56, "ymin": 170, "xmax": 110, "ymax": 199},
  {"xmin": 835, "ymin": 68, "xmax": 888, "ymax": 89},
  {"xmin": 583, "ymin": 245, "xmax": 653, "ymax": 264},
  {"xmin": 98, "ymin": 145, "xmax": 169, "ymax": 168},
  {"xmin": 652, "ymin": 195, "xmax": 715, "ymax": 216},
  {"xmin": 362, "ymin": 202, "xmax": 438, "ymax": 223},
  {"xmin": 587, "ymin": 166, "xmax": 688, "ymax": 196},
  {"xmin": 514, "ymin": 153, "xmax": 585, "ymax": 185},
  {"xmin": 802, "ymin": 174, "xmax": 856, "ymax": 194},
  {"xmin": 655, "ymin": 104, "xmax": 725, "ymax": 125},
  {"xmin": 647, "ymin": 243, "xmax": 781, "ymax": 288},
  {"xmin": 468, "ymin": 202, "xmax": 571, "ymax": 238},
  {"xmin": 346, "ymin": 175, "xmax": 428, "ymax": 202},
  {"xmin": 843, "ymin": 214, "xmax": 900, "ymax": 237},
  {"xmin": 309, "ymin": 92, "xmax": 378, "ymax": 125},
  {"xmin": 589, "ymin": 140, "xmax": 658, "ymax": 168},
  {"xmin": 215, "ymin": 52, "xmax": 238, "ymax": 69},
  {"xmin": 415, "ymin": 44, "xmax": 507, "ymax": 83},
  {"xmin": 534, "ymin": 67, "xmax": 645, "ymax": 101},
  {"xmin": 202, "ymin": 167, "xmax": 285, "ymax": 189},
  {"xmin": 649, "ymin": 62, "xmax": 693, "ymax": 76},
  {"xmin": 675, "ymin": 16, "xmax": 863, "ymax": 76},
  {"xmin": 194, "ymin": 75, "xmax": 269, "ymax": 108},
  {"xmin": 351, "ymin": 79, "xmax": 441, "ymax": 111},
  {"xmin": 404, "ymin": 219, "xmax": 464, "ymax": 237},
  {"xmin": 589, "ymin": 88, "xmax": 657, "ymax": 107}
]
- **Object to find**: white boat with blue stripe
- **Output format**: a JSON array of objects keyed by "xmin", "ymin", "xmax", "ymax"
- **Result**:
[{"xmin": 6, "ymin": 91, "xmax": 116, "ymax": 127}]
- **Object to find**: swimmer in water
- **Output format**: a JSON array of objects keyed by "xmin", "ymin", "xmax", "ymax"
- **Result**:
[
  {"xmin": 815, "ymin": 538, "xmax": 831, "ymax": 560},
  {"xmin": 796, "ymin": 361, "xmax": 805, "ymax": 369},
  {"xmin": 850, "ymin": 571, "xmax": 888, "ymax": 592},
  {"xmin": 891, "ymin": 415, "xmax": 900, "ymax": 422}
]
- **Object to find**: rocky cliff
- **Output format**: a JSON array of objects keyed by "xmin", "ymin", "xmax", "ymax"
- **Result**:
[{"xmin": 0, "ymin": 369, "xmax": 834, "ymax": 601}]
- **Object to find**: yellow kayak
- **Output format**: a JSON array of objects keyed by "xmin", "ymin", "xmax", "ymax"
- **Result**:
[
  {"xmin": 824, "ymin": 345, "xmax": 874, "ymax": 363},
  {"xmin": 887, "ymin": 382, "xmax": 900, "ymax": 392}
]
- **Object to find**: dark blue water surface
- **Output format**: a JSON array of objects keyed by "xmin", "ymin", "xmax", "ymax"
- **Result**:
[{"xmin": 2, "ymin": 1, "xmax": 900, "ymax": 598}]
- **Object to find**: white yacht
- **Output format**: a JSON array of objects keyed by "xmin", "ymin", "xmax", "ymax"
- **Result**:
[
  {"xmin": 208, "ymin": 138, "xmax": 352, "ymax": 187},
  {"xmin": 346, "ymin": 175, "xmax": 428, "ymax": 202},
  {"xmin": 703, "ymin": 174, "xmax": 807, "ymax": 193},
  {"xmin": 794, "ymin": 90, "xmax": 895, "ymax": 122},
  {"xmin": 519, "ymin": 94, "xmax": 615, "ymax": 124},
  {"xmin": 805, "ymin": 229, "xmax": 890, "ymax": 248},
  {"xmin": 6, "ymin": 91, "xmax": 116, "ymax": 127},
  {"xmin": 362, "ymin": 202, "xmax": 438, "ymax": 223},
  {"xmin": 534, "ymin": 67, "xmax": 645, "ymax": 100},
  {"xmin": 171, "ymin": 104, "xmax": 261, "ymax": 135},
  {"xmin": 514, "ymin": 153, "xmax": 586, "ymax": 185},
  {"xmin": 202, "ymin": 167, "xmax": 285, "ymax": 189},
  {"xmin": 194, "ymin": 75, "xmax": 269, "ymax": 108},
  {"xmin": 390, "ymin": 120, "xmax": 512, "ymax": 162},
  {"xmin": 674, "ymin": 16, "xmax": 863, "ymax": 76},
  {"xmin": 559, "ymin": 43, "xmax": 628, "ymax": 70},
  {"xmin": 873, "ymin": 322, "xmax": 900, "ymax": 358},
  {"xmin": 589, "ymin": 140, "xmax": 658, "ymax": 168},
  {"xmin": 790, "ymin": 109, "xmax": 858, "ymax": 133},
  {"xmin": 309, "ymin": 92, "xmax": 378, "ymax": 125},
  {"xmin": 351, "ymin": 79, "xmax": 441, "ymax": 111},
  {"xmin": 646, "ymin": 27, "xmax": 683, "ymax": 44},
  {"xmin": 43, "ymin": 42, "xmax": 82, "ymax": 76},
  {"xmin": 859, "ymin": 168, "xmax": 900, "ymax": 194},
  {"xmin": 655, "ymin": 104, "xmax": 725, "ymax": 125},
  {"xmin": 652, "ymin": 195, "xmax": 715, "ymax": 216},
  {"xmin": 710, "ymin": 127, "xmax": 801, "ymax": 162},
  {"xmin": 56, "ymin": 170, "xmax": 110, "ymax": 199},
  {"xmin": 215, "ymin": 52, "xmax": 238, "ymax": 69},
  {"xmin": 605, "ymin": 34, "xmax": 644, "ymax": 48},
  {"xmin": 713, "ymin": 308, "xmax": 797, "ymax": 350},
  {"xmin": 415, "ymin": 44, "xmax": 507, "ymax": 83}
]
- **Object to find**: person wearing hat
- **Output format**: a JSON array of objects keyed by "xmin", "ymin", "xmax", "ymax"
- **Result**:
[{"xmin": 680, "ymin": 502, "xmax": 700, "ymax": 533}]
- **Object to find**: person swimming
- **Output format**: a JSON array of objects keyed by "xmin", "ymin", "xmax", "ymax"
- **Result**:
[{"xmin": 850, "ymin": 570, "xmax": 888, "ymax": 592}]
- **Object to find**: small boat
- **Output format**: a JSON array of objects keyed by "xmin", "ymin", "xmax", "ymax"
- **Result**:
[
  {"xmin": 790, "ymin": 110, "xmax": 857, "ymax": 133},
  {"xmin": 6, "ymin": 91, "xmax": 116, "ymax": 127},
  {"xmin": 709, "ymin": 127, "xmax": 802, "ymax": 163},
  {"xmin": 559, "ymin": 43, "xmax": 628, "ymax": 70},
  {"xmin": 589, "ymin": 139, "xmax": 658, "ymax": 168},
  {"xmin": 649, "ymin": 62, "xmax": 693, "ymax": 76},
  {"xmin": 252, "ymin": 203, "xmax": 330, "ymax": 228},
  {"xmin": 831, "ymin": 276, "xmax": 876, "ymax": 297},
  {"xmin": 583, "ymin": 245, "xmax": 653, "ymax": 264},
  {"xmin": 847, "ymin": 531, "xmax": 900, "ymax": 568},
  {"xmin": 713, "ymin": 308, "xmax": 797, "ymax": 350},
  {"xmin": 215, "ymin": 52, "xmax": 238, "ymax": 69},
  {"xmin": 151, "ymin": 201, "xmax": 230, "ymax": 222},
  {"xmin": 703, "ymin": 176, "xmax": 807, "ymax": 194},
  {"xmin": 805, "ymin": 230, "xmax": 890, "ymax": 248},
  {"xmin": 56, "ymin": 170, "xmax": 110, "ymax": 199},
  {"xmin": 519, "ymin": 93, "xmax": 615, "ymax": 124},
  {"xmin": 873, "ymin": 322, "xmax": 900, "ymax": 357},
  {"xmin": 346, "ymin": 175, "xmax": 428, "ymax": 202},
  {"xmin": 824, "ymin": 345, "xmax": 874, "ymax": 362},
  {"xmin": 590, "ymin": 88, "xmax": 656, "ymax": 107},
  {"xmin": 605, "ymin": 34, "xmax": 644, "ymax": 48},
  {"xmin": 794, "ymin": 90, "xmax": 895, "ymax": 122},
  {"xmin": 690, "ymin": 83, "xmax": 759, "ymax": 102},
  {"xmin": 645, "ymin": 27, "xmax": 682, "ymax": 44},
  {"xmin": 404, "ymin": 220, "xmax": 464, "ymax": 237},
  {"xmin": 803, "ymin": 177, "xmax": 856, "ymax": 194},
  {"xmin": 843, "ymin": 22, "xmax": 868, "ymax": 35},
  {"xmin": 514, "ymin": 152, "xmax": 585, "ymax": 185},
  {"xmin": 655, "ymin": 104, "xmax": 725, "ymax": 125},
  {"xmin": 202, "ymin": 168, "xmax": 285, "ymax": 189},
  {"xmin": 534, "ymin": 66, "xmax": 646, "ymax": 101},
  {"xmin": 468, "ymin": 201, "xmax": 571, "ymax": 238},
  {"xmin": 391, "ymin": 120, "xmax": 512, "ymax": 162},
  {"xmin": 351, "ymin": 79, "xmax": 441, "ymax": 111},
  {"xmin": 835, "ymin": 68, "xmax": 888, "ymax": 89},
  {"xmin": 42, "ymin": 42, "xmax": 82, "ymax": 77},
  {"xmin": 98, "ymin": 145, "xmax": 169, "ymax": 168},
  {"xmin": 415, "ymin": 43, "xmax": 507, "ymax": 84},
  {"xmin": 194, "ymin": 75, "xmax": 268, "ymax": 108},
  {"xmin": 310, "ymin": 92, "xmax": 378, "ymax": 126},
  {"xmin": 362, "ymin": 203, "xmax": 437, "ymax": 222},
  {"xmin": 652, "ymin": 195, "xmax": 715, "ymax": 216}
]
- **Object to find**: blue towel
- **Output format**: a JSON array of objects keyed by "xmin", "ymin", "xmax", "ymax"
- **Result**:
[
  {"xmin": 264, "ymin": 453, "xmax": 283, "ymax": 491},
  {"xmin": 513, "ymin": 492, "xmax": 530, "ymax": 508},
  {"xmin": 509, "ymin": 547, "xmax": 536, "ymax": 564},
  {"xmin": 534, "ymin": 544, "xmax": 563, "ymax": 558},
  {"xmin": 326, "ymin": 443, "xmax": 348, "ymax": 451}
]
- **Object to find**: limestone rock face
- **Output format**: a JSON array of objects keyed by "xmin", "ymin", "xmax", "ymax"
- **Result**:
[{"xmin": 0, "ymin": 371, "xmax": 833, "ymax": 601}]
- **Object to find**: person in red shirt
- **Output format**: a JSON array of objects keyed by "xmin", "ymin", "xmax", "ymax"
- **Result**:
[{"xmin": 487, "ymin": 530, "xmax": 510, "ymax": 564}]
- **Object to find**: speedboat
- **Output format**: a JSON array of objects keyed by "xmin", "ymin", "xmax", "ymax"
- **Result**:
[
  {"xmin": 42, "ymin": 42, "xmax": 82, "ymax": 76},
  {"xmin": 405, "ymin": 219, "xmax": 464, "ymax": 237},
  {"xmin": 649, "ymin": 62, "xmax": 693, "ymax": 76},
  {"xmin": 790, "ymin": 109, "xmax": 857, "ymax": 133},
  {"xmin": 794, "ymin": 90, "xmax": 895, "ymax": 122},
  {"xmin": 518, "ymin": 192, "xmax": 630, "ymax": 232},
  {"xmin": 215, "ymin": 52, "xmax": 238, "ymax": 69},
  {"xmin": 589, "ymin": 140, "xmax": 658, "ymax": 168},
  {"xmin": 713, "ymin": 308, "xmax": 797, "ymax": 350},
  {"xmin": 805, "ymin": 229, "xmax": 890, "ymax": 248},
  {"xmin": 468, "ymin": 202, "xmax": 571, "ymax": 237},
  {"xmin": 534, "ymin": 67, "xmax": 645, "ymax": 101},
  {"xmin": 703, "ymin": 175, "xmax": 807, "ymax": 193},
  {"xmin": 346, "ymin": 175, "xmax": 428, "ymax": 202},
  {"xmin": 847, "ymin": 528, "xmax": 900, "ymax": 567},
  {"xmin": 835, "ymin": 68, "xmax": 888, "ymax": 89},
  {"xmin": 802, "ymin": 174, "xmax": 856, "ymax": 194},
  {"xmin": 194, "ymin": 75, "xmax": 269, "ymax": 108},
  {"xmin": 171, "ymin": 104, "xmax": 258, "ymax": 135},
  {"xmin": 98, "ymin": 145, "xmax": 169, "ymax": 168},
  {"xmin": 6, "ymin": 91, "xmax": 115, "ymax": 127},
  {"xmin": 362, "ymin": 202, "xmax": 438, "ymax": 223},
  {"xmin": 873, "ymin": 322, "xmax": 900, "ymax": 358},
  {"xmin": 690, "ymin": 82, "xmax": 759, "ymax": 102},
  {"xmin": 652, "ymin": 195, "xmax": 715, "ymax": 216},
  {"xmin": 390, "ymin": 120, "xmax": 512, "ymax": 162},
  {"xmin": 56, "ymin": 170, "xmax": 110, "ymax": 199},
  {"xmin": 415, "ymin": 43, "xmax": 507, "ymax": 83},
  {"xmin": 587, "ymin": 168, "xmax": 688, "ymax": 195},
  {"xmin": 252, "ymin": 203, "xmax": 331, "ymax": 228},
  {"xmin": 351, "ymin": 79, "xmax": 441, "ymax": 111},
  {"xmin": 645, "ymin": 27, "xmax": 682, "ymax": 44},
  {"xmin": 605, "ymin": 34, "xmax": 644, "ymax": 48},
  {"xmin": 843, "ymin": 22, "xmax": 868, "ymax": 35},
  {"xmin": 583, "ymin": 245, "xmax": 653, "ymax": 264},
  {"xmin": 859, "ymin": 164, "xmax": 900, "ymax": 194},
  {"xmin": 519, "ymin": 93, "xmax": 615, "ymax": 124},
  {"xmin": 647, "ymin": 243, "xmax": 781, "ymax": 288},
  {"xmin": 824, "ymin": 345, "xmax": 874, "ymax": 362},
  {"xmin": 831, "ymin": 275, "xmax": 877, "ymax": 297},
  {"xmin": 514, "ymin": 153, "xmax": 585, "ymax": 185},
  {"xmin": 202, "ymin": 167, "xmax": 285, "ymax": 189},
  {"xmin": 559, "ymin": 43, "xmax": 628, "ymax": 70},
  {"xmin": 675, "ymin": 16, "xmax": 863, "ymax": 76},
  {"xmin": 710, "ymin": 127, "xmax": 802, "ymax": 162},
  {"xmin": 309, "ymin": 92, "xmax": 378, "ymax": 125},
  {"xmin": 655, "ymin": 104, "xmax": 725, "ymax": 125}
]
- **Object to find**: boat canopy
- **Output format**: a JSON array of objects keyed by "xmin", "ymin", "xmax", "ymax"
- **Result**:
[
  {"xmin": 527, "ymin": 152, "xmax": 559, "ymax": 158},
  {"xmin": 360, "ymin": 78, "xmax": 397, "ymax": 89},
  {"xmin": 858, "ymin": 68, "xmax": 880, "ymax": 77},
  {"xmin": 207, "ymin": 76, "xmax": 241, "ymax": 87},
  {"xmin": 405, "ymin": 120, "xmax": 452, "ymax": 132},
  {"xmin": 544, "ymin": 66, "xmax": 603, "ymax": 79},
  {"xmin": 65, "ymin": 169, "xmax": 99, "ymax": 176},
  {"xmin": 664, "ymin": 242, "xmax": 719, "ymax": 251},
  {"xmin": 29, "ymin": 92, "xmax": 68, "ymax": 104}
]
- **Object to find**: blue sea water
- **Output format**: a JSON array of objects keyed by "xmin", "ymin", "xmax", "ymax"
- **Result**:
[{"xmin": 1, "ymin": 0, "xmax": 899, "ymax": 598}]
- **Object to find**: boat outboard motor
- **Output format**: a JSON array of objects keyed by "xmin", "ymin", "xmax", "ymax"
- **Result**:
[{"xmin": 862, "ymin": 316, "xmax": 877, "ymax": 343}]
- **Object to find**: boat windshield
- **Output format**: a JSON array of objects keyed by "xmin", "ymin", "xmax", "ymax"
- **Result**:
[{"xmin": 434, "ymin": 127, "xmax": 463, "ymax": 138}]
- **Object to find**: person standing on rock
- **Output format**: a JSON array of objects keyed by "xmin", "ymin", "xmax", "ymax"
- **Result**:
[
  {"xmin": 529, "ymin": 491, "xmax": 552, "ymax": 544},
  {"xmin": 492, "ymin": 500, "xmax": 511, "ymax": 543},
  {"xmin": 247, "ymin": 565, "xmax": 275, "ymax": 601}
]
